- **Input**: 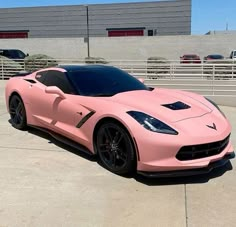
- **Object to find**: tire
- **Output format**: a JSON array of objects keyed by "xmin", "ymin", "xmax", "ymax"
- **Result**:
[
  {"xmin": 96, "ymin": 121, "xmax": 136, "ymax": 175},
  {"xmin": 9, "ymin": 95, "xmax": 27, "ymax": 130}
]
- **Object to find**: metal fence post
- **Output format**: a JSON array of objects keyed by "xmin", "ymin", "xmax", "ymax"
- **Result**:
[
  {"xmin": 1, "ymin": 58, "xmax": 3, "ymax": 80},
  {"xmin": 212, "ymin": 64, "xmax": 215, "ymax": 96},
  {"xmin": 23, "ymin": 59, "xmax": 26, "ymax": 71},
  {"xmin": 201, "ymin": 63, "xmax": 204, "ymax": 79},
  {"xmin": 232, "ymin": 63, "xmax": 234, "ymax": 79},
  {"xmin": 145, "ymin": 60, "xmax": 148, "ymax": 79}
]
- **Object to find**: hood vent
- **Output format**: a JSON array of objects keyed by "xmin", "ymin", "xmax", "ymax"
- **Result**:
[{"xmin": 162, "ymin": 101, "xmax": 191, "ymax": 110}]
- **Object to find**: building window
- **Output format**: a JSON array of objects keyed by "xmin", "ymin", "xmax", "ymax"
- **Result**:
[
  {"xmin": 148, "ymin": 30, "xmax": 154, "ymax": 36},
  {"xmin": 0, "ymin": 31, "xmax": 29, "ymax": 39}
]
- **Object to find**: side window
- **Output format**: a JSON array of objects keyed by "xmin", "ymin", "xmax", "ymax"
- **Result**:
[
  {"xmin": 35, "ymin": 71, "xmax": 48, "ymax": 84},
  {"xmin": 43, "ymin": 70, "xmax": 74, "ymax": 94},
  {"xmin": 3, "ymin": 50, "xmax": 10, "ymax": 57},
  {"xmin": 16, "ymin": 50, "xmax": 26, "ymax": 58}
]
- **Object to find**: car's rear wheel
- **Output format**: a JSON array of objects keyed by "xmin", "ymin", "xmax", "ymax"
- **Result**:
[
  {"xmin": 96, "ymin": 121, "xmax": 136, "ymax": 175},
  {"xmin": 9, "ymin": 95, "xmax": 27, "ymax": 130}
]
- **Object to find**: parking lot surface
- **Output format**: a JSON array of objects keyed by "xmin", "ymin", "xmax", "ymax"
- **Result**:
[{"xmin": 0, "ymin": 80, "xmax": 235, "ymax": 227}]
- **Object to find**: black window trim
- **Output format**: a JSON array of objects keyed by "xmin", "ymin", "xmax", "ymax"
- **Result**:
[{"xmin": 35, "ymin": 69, "xmax": 78, "ymax": 95}]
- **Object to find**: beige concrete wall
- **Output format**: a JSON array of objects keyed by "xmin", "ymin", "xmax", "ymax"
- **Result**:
[{"xmin": 0, "ymin": 34, "xmax": 236, "ymax": 60}]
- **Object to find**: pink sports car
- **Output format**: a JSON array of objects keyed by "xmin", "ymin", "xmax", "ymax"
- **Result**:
[{"xmin": 5, "ymin": 65, "xmax": 234, "ymax": 177}]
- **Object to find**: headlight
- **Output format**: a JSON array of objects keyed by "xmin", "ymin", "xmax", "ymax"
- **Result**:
[
  {"xmin": 205, "ymin": 97, "xmax": 226, "ymax": 118},
  {"xmin": 127, "ymin": 111, "xmax": 178, "ymax": 135}
]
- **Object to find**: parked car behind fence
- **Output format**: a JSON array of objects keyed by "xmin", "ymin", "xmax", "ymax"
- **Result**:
[
  {"xmin": 0, "ymin": 49, "xmax": 28, "ymax": 60},
  {"xmin": 204, "ymin": 54, "xmax": 224, "ymax": 62},
  {"xmin": 180, "ymin": 54, "xmax": 201, "ymax": 64}
]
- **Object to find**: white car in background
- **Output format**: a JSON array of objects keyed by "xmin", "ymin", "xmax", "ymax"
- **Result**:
[{"xmin": 229, "ymin": 50, "xmax": 236, "ymax": 60}]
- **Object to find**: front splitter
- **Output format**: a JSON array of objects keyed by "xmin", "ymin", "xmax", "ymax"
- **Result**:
[{"xmin": 137, "ymin": 152, "xmax": 235, "ymax": 178}]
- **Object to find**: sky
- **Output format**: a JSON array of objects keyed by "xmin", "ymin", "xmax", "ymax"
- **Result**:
[{"xmin": 0, "ymin": 0, "xmax": 236, "ymax": 35}]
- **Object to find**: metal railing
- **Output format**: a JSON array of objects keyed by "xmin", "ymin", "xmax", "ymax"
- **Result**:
[{"xmin": 1, "ymin": 58, "xmax": 236, "ymax": 98}]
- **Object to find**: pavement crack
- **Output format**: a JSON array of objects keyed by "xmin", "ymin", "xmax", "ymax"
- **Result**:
[
  {"xmin": 0, "ymin": 145, "xmax": 60, "ymax": 152},
  {"xmin": 184, "ymin": 184, "xmax": 189, "ymax": 227},
  {"xmin": 0, "ymin": 112, "xmax": 7, "ymax": 116}
]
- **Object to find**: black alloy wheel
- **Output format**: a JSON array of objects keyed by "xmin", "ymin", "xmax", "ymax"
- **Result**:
[
  {"xmin": 96, "ymin": 121, "xmax": 136, "ymax": 175},
  {"xmin": 9, "ymin": 95, "xmax": 27, "ymax": 130}
]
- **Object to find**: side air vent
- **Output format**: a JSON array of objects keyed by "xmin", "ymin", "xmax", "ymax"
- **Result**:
[
  {"xmin": 24, "ymin": 79, "xmax": 37, "ymax": 84},
  {"xmin": 162, "ymin": 101, "xmax": 190, "ymax": 110}
]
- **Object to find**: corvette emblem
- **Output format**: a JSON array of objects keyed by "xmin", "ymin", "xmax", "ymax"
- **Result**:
[{"xmin": 206, "ymin": 123, "xmax": 217, "ymax": 130}]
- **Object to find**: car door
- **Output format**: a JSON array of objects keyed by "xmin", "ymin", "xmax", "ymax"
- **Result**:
[{"xmin": 29, "ymin": 70, "xmax": 91, "ymax": 140}]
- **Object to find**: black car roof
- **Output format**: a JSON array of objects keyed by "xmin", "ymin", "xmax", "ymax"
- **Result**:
[
  {"xmin": 0, "ymin": 49, "xmax": 21, "ymax": 51},
  {"xmin": 60, "ymin": 64, "xmax": 113, "ymax": 72},
  {"xmin": 207, "ymin": 54, "xmax": 223, "ymax": 57}
]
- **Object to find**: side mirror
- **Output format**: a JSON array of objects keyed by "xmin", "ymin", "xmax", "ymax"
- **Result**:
[
  {"xmin": 26, "ymin": 53, "xmax": 29, "ymax": 57},
  {"xmin": 45, "ymin": 86, "xmax": 66, "ymax": 99}
]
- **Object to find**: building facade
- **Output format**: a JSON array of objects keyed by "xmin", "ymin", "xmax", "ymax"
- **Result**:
[{"xmin": 0, "ymin": 0, "xmax": 191, "ymax": 38}]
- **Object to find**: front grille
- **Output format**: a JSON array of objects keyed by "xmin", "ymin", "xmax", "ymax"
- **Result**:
[{"xmin": 176, "ymin": 135, "xmax": 230, "ymax": 161}]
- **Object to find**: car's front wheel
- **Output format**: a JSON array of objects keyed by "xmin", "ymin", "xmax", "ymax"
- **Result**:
[
  {"xmin": 96, "ymin": 121, "xmax": 136, "ymax": 175},
  {"xmin": 9, "ymin": 95, "xmax": 27, "ymax": 130}
]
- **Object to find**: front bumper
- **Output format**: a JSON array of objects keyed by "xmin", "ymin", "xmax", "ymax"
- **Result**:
[
  {"xmin": 137, "ymin": 152, "xmax": 235, "ymax": 178},
  {"xmin": 133, "ymin": 110, "xmax": 233, "ymax": 172}
]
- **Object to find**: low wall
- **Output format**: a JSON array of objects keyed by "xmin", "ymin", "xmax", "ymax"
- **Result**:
[
  {"xmin": 209, "ymin": 96, "xmax": 236, "ymax": 107},
  {"xmin": 0, "ymin": 34, "xmax": 236, "ymax": 60}
]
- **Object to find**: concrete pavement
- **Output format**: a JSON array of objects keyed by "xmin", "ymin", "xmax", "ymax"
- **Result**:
[{"xmin": 0, "ymin": 80, "xmax": 235, "ymax": 227}]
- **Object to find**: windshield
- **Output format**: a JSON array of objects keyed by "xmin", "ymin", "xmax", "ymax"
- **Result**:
[
  {"xmin": 67, "ymin": 66, "xmax": 148, "ymax": 96},
  {"xmin": 208, "ymin": 55, "xmax": 223, "ymax": 59},
  {"xmin": 184, "ymin": 55, "xmax": 198, "ymax": 59},
  {"xmin": 8, "ymin": 50, "xmax": 26, "ymax": 59}
]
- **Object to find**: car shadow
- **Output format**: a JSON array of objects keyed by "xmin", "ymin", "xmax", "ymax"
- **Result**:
[
  {"xmin": 133, "ymin": 161, "xmax": 233, "ymax": 186},
  {"xmin": 27, "ymin": 127, "xmax": 97, "ymax": 162},
  {"xmin": 12, "ymin": 123, "xmax": 233, "ymax": 186}
]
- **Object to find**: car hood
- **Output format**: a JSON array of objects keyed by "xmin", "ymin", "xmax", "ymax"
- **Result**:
[{"xmin": 110, "ymin": 89, "xmax": 212, "ymax": 123}]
